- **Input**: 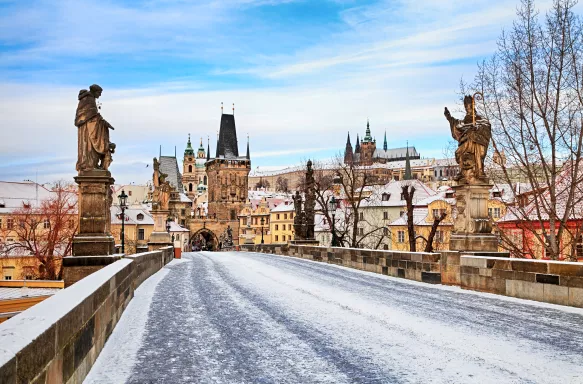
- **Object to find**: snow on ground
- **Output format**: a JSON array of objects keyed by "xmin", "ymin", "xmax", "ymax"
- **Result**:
[
  {"xmin": 86, "ymin": 252, "xmax": 583, "ymax": 384},
  {"xmin": 84, "ymin": 258, "xmax": 189, "ymax": 384}
]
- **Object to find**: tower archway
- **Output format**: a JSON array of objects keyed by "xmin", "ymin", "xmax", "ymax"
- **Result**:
[{"xmin": 189, "ymin": 228, "xmax": 219, "ymax": 251}]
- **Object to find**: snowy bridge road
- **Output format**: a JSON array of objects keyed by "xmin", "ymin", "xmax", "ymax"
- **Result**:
[{"xmin": 86, "ymin": 252, "xmax": 583, "ymax": 384}]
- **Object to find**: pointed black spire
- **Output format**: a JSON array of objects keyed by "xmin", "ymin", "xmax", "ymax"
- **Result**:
[
  {"xmin": 246, "ymin": 135, "xmax": 250, "ymax": 160},
  {"xmin": 383, "ymin": 131, "xmax": 387, "ymax": 151},
  {"xmin": 344, "ymin": 132, "xmax": 353, "ymax": 164},
  {"xmin": 404, "ymin": 141, "xmax": 412, "ymax": 180},
  {"xmin": 207, "ymin": 136, "xmax": 211, "ymax": 162},
  {"xmin": 216, "ymin": 113, "xmax": 239, "ymax": 159},
  {"xmin": 355, "ymin": 133, "xmax": 361, "ymax": 154}
]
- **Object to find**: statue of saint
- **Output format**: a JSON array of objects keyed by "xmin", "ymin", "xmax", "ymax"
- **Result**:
[
  {"xmin": 444, "ymin": 95, "xmax": 492, "ymax": 184},
  {"xmin": 75, "ymin": 84, "xmax": 115, "ymax": 172}
]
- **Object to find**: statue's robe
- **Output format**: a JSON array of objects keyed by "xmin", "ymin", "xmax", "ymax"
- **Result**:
[
  {"xmin": 449, "ymin": 114, "xmax": 491, "ymax": 179},
  {"xmin": 75, "ymin": 90, "xmax": 111, "ymax": 171}
]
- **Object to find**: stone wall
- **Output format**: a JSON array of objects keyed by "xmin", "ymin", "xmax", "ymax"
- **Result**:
[
  {"xmin": 241, "ymin": 244, "xmax": 443, "ymax": 284},
  {"xmin": 460, "ymin": 256, "xmax": 583, "ymax": 307},
  {"xmin": 0, "ymin": 246, "xmax": 173, "ymax": 384},
  {"xmin": 241, "ymin": 244, "xmax": 583, "ymax": 309}
]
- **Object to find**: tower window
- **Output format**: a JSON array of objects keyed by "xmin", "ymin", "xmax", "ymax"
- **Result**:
[
  {"xmin": 189, "ymin": 183, "xmax": 193, "ymax": 192},
  {"xmin": 188, "ymin": 165, "xmax": 192, "ymax": 173}
]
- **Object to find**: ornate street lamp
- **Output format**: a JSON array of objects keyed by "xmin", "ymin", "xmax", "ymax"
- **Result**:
[
  {"xmin": 118, "ymin": 190, "xmax": 128, "ymax": 254},
  {"xmin": 328, "ymin": 196, "xmax": 338, "ymax": 247},
  {"xmin": 166, "ymin": 217, "xmax": 172, "ymax": 233},
  {"xmin": 260, "ymin": 216, "xmax": 265, "ymax": 244}
]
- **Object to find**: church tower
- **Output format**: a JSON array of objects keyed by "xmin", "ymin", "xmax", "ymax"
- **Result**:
[
  {"xmin": 182, "ymin": 134, "xmax": 197, "ymax": 198},
  {"xmin": 360, "ymin": 119, "xmax": 377, "ymax": 166},
  {"xmin": 206, "ymin": 106, "xmax": 251, "ymax": 221}
]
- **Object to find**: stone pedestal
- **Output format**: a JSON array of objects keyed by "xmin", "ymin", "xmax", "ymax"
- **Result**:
[
  {"xmin": 450, "ymin": 183, "xmax": 499, "ymax": 252},
  {"xmin": 72, "ymin": 170, "xmax": 115, "ymax": 256},
  {"xmin": 148, "ymin": 210, "xmax": 172, "ymax": 251}
]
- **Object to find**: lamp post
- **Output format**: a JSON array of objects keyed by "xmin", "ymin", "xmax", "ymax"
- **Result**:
[
  {"xmin": 328, "ymin": 196, "xmax": 338, "ymax": 247},
  {"xmin": 166, "ymin": 218, "xmax": 172, "ymax": 233},
  {"xmin": 260, "ymin": 216, "xmax": 265, "ymax": 244},
  {"xmin": 118, "ymin": 190, "xmax": 128, "ymax": 254}
]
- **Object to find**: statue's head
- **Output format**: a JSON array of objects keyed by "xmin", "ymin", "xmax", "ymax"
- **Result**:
[
  {"xmin": 463, "ymin": 95, "xmax": 473, "ymax": 114},
  {"xmin": 90, "ymin": 84, "xmax": 103, "ymax": 98}
]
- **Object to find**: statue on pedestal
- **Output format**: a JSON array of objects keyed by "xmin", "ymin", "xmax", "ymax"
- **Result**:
[
  {"xmin": 292, "ymin": 160, "xmax": 316, "ymax": 241},
  {"xmin": 445, "ymin": 94, "xmax": 499, "ymax": 252},
  {"xmin": 152, "ymin": 157, "xmax": 171, "ymax": 211},
  {"xmin": 444, "ymin": 94, "xmax": 491, "ymax": 185},
  {"xmin": 75, "ymin": 84, "xmax": 116, "ymax": 172}
]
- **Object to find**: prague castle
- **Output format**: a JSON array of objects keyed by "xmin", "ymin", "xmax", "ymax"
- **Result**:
[{"xmin": 344, "ymin": 120, "xmax": 421, "ymax": 166}]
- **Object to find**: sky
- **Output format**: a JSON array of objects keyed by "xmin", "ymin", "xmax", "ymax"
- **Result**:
[{"xmin": 0, "ymin": 0, "xmax": 559, "ymax": 185}]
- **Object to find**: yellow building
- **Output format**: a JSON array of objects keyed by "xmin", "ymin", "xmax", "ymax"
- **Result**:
[
  {"xmin": 389, "ymin": 195, "xmax": 455, "ymax": 252},
  {"xmin": 238, "ymin": 198, "xmax": 271, "ymax": 244},
  {"xmin": 111, "ymin": 204, "xmax": 155, "ymax": 254},
  {"xmin": 389, "ymin": 187, "xmax": 509, "ymax": 252},
  {"xmin": 270, "ymin": 202, "xmax": 295, "ymax": 243}
]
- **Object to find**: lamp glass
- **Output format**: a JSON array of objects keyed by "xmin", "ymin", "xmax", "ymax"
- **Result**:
[{"xmin": 118, "ymin": 190, "xmax": 128, "ymax": 207}]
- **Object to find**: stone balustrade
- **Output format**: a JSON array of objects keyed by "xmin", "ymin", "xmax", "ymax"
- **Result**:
[
  {"xmin": 240, "ymin": 244, "xmax": 582, "ymax": 309},
  {"xmin": 0, "ymin": 246, "xmax": 173, "ymax": 384}
]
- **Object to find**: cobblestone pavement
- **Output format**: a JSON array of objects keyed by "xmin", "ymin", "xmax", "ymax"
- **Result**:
[{"xmin": 87, "ymin": 252, "xmax": 583, "ymax": 384}]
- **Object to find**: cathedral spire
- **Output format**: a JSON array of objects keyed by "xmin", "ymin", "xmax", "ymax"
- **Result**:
[
  {"xmin": 383, "ymin": 131, "xmax": 387, "ymax": 151},
  {"xmin": 404, "ymin": 141, "xmax": 412, "ymax": 180},
  {"xmin": 207, "ymin": 136, "xmax": 211, "ymax": 162},
  {"xmin": 246, "ymin": 134, "xmax": 250, "ymax": 160},
  {"xmin": 363, "ymin": 119, "xmax": 373, "ymax": 143},
  {"xmin": 355, "ymin": 133, "xmax": 361, "ymax": 154},
  {"xmin": 344, "ymin": 132, "xmax": 353, "ymax": 164}
]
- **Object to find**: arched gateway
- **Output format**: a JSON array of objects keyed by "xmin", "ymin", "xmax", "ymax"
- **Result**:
[{"xmin": 189, "ymin": 228, "xmax": 219, "ymax": 251}]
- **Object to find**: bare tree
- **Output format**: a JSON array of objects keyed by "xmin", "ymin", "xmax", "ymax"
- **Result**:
[
  {"xmin": 275, "ymin": 176, "xmax": 290, "ymax": 193},
  {"xmin": 424, "ymin": 212, "xmax": 448, "ymax": 253},
  {"xmin": 471, "ymin": 0, "xmax": 583, "ymax": 260},
  {"xmin": 255, "ymin": 178, "xmax": 270, "ymax": 190},
  {"xmin": 0, "ymin": 182, "xmax": 77, "ymax": 279},
  {"xmin": 401, "ymin": 184, "xmax": 416, "ymax": 252}
]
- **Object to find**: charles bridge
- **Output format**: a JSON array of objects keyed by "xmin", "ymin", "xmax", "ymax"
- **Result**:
[{"xmin": 1, "ymin": 245, "xmax": 583, "ymax": 383}]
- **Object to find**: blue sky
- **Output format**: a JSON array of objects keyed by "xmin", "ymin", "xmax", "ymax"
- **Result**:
[{"xmin": 0, "ymin": 0, "xmax": 552, "ymax": 184}]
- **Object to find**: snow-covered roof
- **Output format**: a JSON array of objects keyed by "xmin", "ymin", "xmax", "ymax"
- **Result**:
[
  {"xmin": 271, "ymin": 202, "xmax": 294, "ymax": 212},
  {"xmin": 373, "ymin": 146, "xmax": 419, "ymax": 160},
  {"xmin": 360, "ymin": 179, "xmax": 436, "ymax": 208},
  {"xmin": 0, "ymin": 181, "xmax": 56, "ymax": 213},
  {"xmin": 0, "ymin": 287, "xmax": 61, "ymax": 301},
  {"xmin": 111, "ymin": 206, "xmax": 154, "ymax": 225},
  {"xmin": 497, "ymin": 162, "xmax": 582, "ymax": 222},
  {"xmin": 168, "ymin": 221, "xmax": 189, "ymax": 232}
]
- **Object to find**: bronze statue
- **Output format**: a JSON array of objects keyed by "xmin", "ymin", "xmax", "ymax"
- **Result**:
[
  {"xmin": 75, "ymin": 84, "xmax": 115, "ymax": 172},
  {"xmin": 444, "ymin": 95, "xmax": 491, "ymax": 184}
]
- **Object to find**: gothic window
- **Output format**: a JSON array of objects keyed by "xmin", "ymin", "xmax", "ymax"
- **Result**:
[
  {"xmin": 188, "ymin": 165, "xmax": 192, "ymax": 173},
  {"xmin": 189, "ymin": 183, "xmax": 193, "ymax": 192},
  {"xmin": 204, "ymin": 176, "xmax": 207, "ymax": 185}
]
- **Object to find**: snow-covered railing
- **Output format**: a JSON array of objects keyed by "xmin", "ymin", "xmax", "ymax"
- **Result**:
[{"xmin": 0, "ymin": 246, "xmax": 173, "ymax": 383}]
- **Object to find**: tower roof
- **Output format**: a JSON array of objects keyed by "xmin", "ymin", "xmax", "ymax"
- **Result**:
[
  {"xmin": 363, "ymin": 119, "xmax": 373, "ymax": 143},
  {"xmin": 184, "ymin": 134, "xmax": 194, "ymax": 157},
  {"xmin": 217, "ymin": 113, "xmax": 239, "ymax": 159},
  {"xmin": 355, "ymin": 133, "xmax": 361, "ymax": 153},
  {"xmin": 246, "ymin": 135, "xmax": 250, "ymax": 160},
  {"xmin": 383, "ymin": 131, "xmax": 387, "ymax": 151},
  {"xmin": 404, "ymin": 144, "xmax": 413, "ymax": 180}
]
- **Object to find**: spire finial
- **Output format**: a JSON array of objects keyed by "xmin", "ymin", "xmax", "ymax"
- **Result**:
[
  {"xmin": 232, "ymin": 103, "xmax": 235, "ymax": 115},
  {"xmin": 221, "ymin": 102, "xmax": 223, "ymax": 114}
]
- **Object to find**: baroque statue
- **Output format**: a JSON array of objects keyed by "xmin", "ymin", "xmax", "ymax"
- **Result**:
[
  {"xmin": 75, "ymin": 84, "xmax": 116, "ymax": 172},
  {"xmin": 292, "ymin": 160, "xmax": 316, "ymax": 241},
  {"xmin": 152, "ymin": 157, "xmax": 171, "ymax": 210},
  {"xmin": 444, "ymin": 94, "xmax": 492, "ymax": 184}
]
